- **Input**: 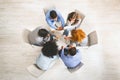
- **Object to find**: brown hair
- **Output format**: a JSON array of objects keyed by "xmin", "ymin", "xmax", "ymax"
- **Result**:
[
  {"xmin": 71, "ymin": 29, "xmax": 86, "ymax": 42},
  {"xmin": 69, "ymin": 47, "xmax": 76, "ymax": 56},
  {"xmin": 67, "ymin": 12, "xmax": 79, "ymax": 25}
]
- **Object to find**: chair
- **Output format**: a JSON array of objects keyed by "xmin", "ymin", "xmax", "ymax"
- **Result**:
[
  {"xmin": 87, "ymin": 31, "xmax": 98, "ymax": 46},
  {"xmin": 75, "ymin": 9, "xmax": 85, "ymax": 27},
  {"xmin": 67, "ymin": 62, "xmax": 84, "ymax": 73},
  {"xmin": 27, "ymin": 64, "xmax": 45, "ymax": 78},
  {"xmin": 22, "ymin": 29, "xmax": 31, "ymax": 44},
  {"xmin": 43, "ymin": 6, "xmax": 56, "ymax": 15}
]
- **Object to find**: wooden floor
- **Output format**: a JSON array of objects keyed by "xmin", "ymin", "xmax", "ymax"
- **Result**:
[{"xmin": 0, "ymin": 0, "xmax": 120, "ymax": 80}]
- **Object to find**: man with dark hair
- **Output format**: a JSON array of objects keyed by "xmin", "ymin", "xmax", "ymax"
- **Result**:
[
  {"xmin": 59, "ymin": 44, "xmax": 83, "ymax": 72},
  {"xmin": 28, "ymin": 27, "xmax": 58, "ymax": 46},
  {"xmin": 45, "ymin": 9, "xmax": 65, "ymax": 31},
  {"xmin": 36, "ymin": 41, "xmax": 59, "ymax": 70},
  {"xmin": 50, "ymin": 10, "xmax": 57, "ymax": 19},
  {"xmin": 38, "ymin": 29, "xmax": 49, "ymax": 38}
]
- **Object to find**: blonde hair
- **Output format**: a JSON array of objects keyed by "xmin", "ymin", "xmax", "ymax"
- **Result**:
[{"xmin": 71, "ymin": 29, "xmax": 86, "ymax": 42}]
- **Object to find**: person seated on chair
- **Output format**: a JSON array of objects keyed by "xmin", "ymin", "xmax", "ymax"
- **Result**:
[
  {"xmin": 63, "ymin": 10, "xmax": 84, "ymax": 39},
  {"xmin": 59, "ymin": 44, "xmax": 82, "ymax": 72},
  {"xmin": 36, "ymin": 41, "xmax": 59, "ymax": 70},
  {"xmin": 64, "ymin": 29, "xmax": 88, "ymax": 46},
  {"xmin": 28, "ymin": 27, "xmax": 58, "ymax": 46},
  {"xmin": 45, "ymin": 9, "xmax": 65, "ymax": 32}
]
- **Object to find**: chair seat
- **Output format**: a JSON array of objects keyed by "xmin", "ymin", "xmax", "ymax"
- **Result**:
[
  {"xmin": 87, "ymin": 31, "xmax": 98, "ymax": 46},
  {"xmin": 27, "ymin": 64, "xmax": 45, "ymax": 77}
]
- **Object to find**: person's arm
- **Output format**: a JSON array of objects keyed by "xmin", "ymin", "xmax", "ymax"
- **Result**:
[
  {"xmin": 64, "ymin": 19, "xmax": 81, "ymax": 31},
  {"xmin": 46, "ymin": 18, "xmax": 57, "ymax": 30},
  {"xmin": 58, "ymin": 46, "xmax": 64, "ymax": 57},
  {"xmin": 58, "ymin": 49, "xmax": 62, "ymax": 57},
  {"xmin": 56, "ymin": 10, "xmax": 65, "ymax": 27},
  {"xmin": 76, "ymin": 49, "xmax": 82, "ymax": 60},
  {"xmin": 66, "ymin": 20, "xmax": 71, "ymax": 26},
  {"xmin": 49, "ymin": 32, "xmax": 58, "ymax": 41},
  {"xmin": 71, "ymin": 19, "xmax": 82, "ymax": 28}
]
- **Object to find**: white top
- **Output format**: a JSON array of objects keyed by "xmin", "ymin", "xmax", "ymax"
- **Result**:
[
  {"xmin": 64, "ymin": 19, "xmax": 82, "ymax": 31},
  {"xmin": 75, "ymin": 36, "xmax": 88, "ymax": 46},
  {"xmin": 36, "ymin": 53, "xmax": 59, "ymax": 70}
]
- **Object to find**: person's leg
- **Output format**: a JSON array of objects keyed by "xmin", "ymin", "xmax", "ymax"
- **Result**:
[{"xmin": 63, "ymin": 29, "xmax": 69, "ymax": 37}]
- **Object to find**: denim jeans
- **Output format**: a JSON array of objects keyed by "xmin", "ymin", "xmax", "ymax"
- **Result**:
[{"xmin": 63, "ymin": 29, "xmax": 69, "ymax": 36}]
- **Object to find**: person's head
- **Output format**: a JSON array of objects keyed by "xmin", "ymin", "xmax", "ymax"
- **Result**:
[
  {"xmin": 71, "ymin": 29, "xmax": 86, "ymax": 42},
  {"xmin": 38, "ymin": 29, "xmax": 49, "ymax": 38},
  {"xmin": 69, "ymin": 47, "xmax": 76, "ymax": 56},
  {"xmin": 42, "ymin": 41, "xmax": 58, "ymax": 58},
  {"xmin": 50, "ymin": 10, "xmax": 57, "ymax": 20},
  {"xmin": 67, "ymin": 12, "xmax": 77, "ymax": 22},
  {"xmin": 65, "ymin": 47, "xmax": 76, "ymax": 56}
]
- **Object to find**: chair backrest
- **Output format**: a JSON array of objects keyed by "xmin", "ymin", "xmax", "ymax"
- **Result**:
[
  {"xmin": 22, "ymin": 29, "xmax": 31, "ymax": 44},
  {"xmin": 75, "ymin": 9, "xmax": 85, "ymax": 27},
  {"xmin": 67, "ymin": 62, "xmax": 84, "ymax": 73},
  {"xmin": 27, "ymin": 64, "xmax": 45, "ymax": 77},
  {"xmin": 43, "ymin": 6, "xmax": 56, "ymax": 15},
  {"xmin": 87, "ymin": 31, "xmax": 98, "ymax": 46}
]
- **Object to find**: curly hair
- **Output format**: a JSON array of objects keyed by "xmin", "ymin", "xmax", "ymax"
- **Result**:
[
  {"xmin": 42, "ymin": 41, "xmax": 58, "ymax": 58},
  {"xmin": 71, "ymin": 29, "xmax": 86, "ymax": 42}
]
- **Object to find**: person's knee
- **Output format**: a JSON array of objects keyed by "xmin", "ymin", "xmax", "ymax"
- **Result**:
[{"xmin": 63, "ymin": 29, "xmax": 69, "ymax": 36}]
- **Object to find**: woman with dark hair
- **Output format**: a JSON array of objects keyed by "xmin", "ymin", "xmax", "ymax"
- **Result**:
[
  {"xmin": 28, "ymin": 26, "xmax": 58, "ymax": 46},
  {"xmin": 59, "ymin": 44, "xmax": 83, "ymax": 72},
  {"xmin": 63, "ymin": 10, "xmax": 84, "ymax": 39},
  {"xmin": 36, "ymin": 41, "xmax": 59, "ymax": 70},
  {"xmin": 66, "ymin": 10, "xmax": 83, "ymax": 28}
]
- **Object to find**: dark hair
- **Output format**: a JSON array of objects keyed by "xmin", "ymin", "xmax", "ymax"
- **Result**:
[
  {"xmin": 38, "ymin": 29, "xmax": 49, "ymax": 38},
  {"xmin": 67, "ymin": 12, "xmax": 79, "ymax": 25},
  {"xmin": 67, "ymin": 12, "xmax": 77, "ymax": 21},
  {"xmin": 50, "ymin": 10, "xmax": 57, "ymax": 19},
  {"xmin": 68, "ymin": 47, "xmax": 76, "ymax": 56},
  {"xmin": 64, "ymin": 47, "xmax": 76, "ymax": 56},
  {"xmin": 42, "ymin": 41, "xmax": 58, "ymax": 58}
]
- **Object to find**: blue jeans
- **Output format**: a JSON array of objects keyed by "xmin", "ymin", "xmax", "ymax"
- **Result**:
[{"xmin": 63, "ymin": 29, "xmax": 69, "ymax": 36}]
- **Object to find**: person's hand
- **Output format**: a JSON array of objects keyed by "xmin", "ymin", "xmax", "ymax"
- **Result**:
[
  {"xmin": 56, "ymin": 27, "xmax": 63, "ymax": 31},
  {"xmin": 51, "ymin": 30, "xmax": 55, "ymax": 33},
  {"xmin": 70, "ymin": 19, "xmax": 75, "ymax": 24},
  {"xmin": 59, "ymin": 27, "xmax": 63, "ymax": 30},
  {"xmin": 64, "ymin": 36, "xmax": 70, "ymax": 40},
  {"xmin": 54, "ymin": 36, "xmax": 59, "ymax": 40}
]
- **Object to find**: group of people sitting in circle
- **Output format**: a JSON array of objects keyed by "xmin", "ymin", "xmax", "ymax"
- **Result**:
[{"xmin": 28, "ymin": 8, "xmax": 88, "ymax": 72}]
